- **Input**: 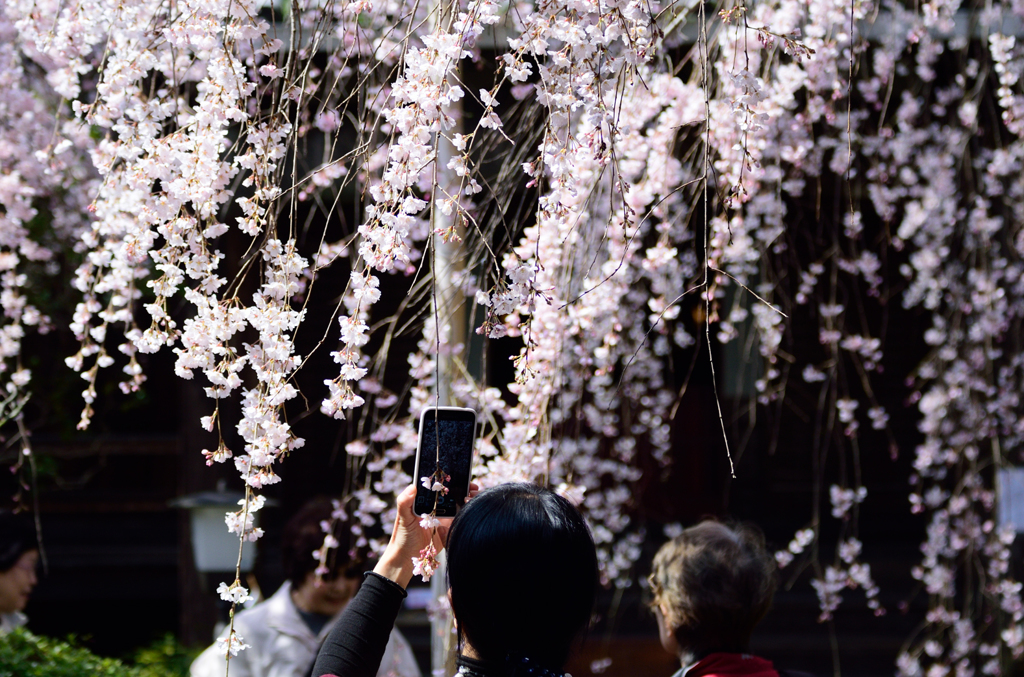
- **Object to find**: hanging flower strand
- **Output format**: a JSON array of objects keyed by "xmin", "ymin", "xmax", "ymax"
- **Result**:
[{"xmin": 411, "ymin": 470, "xmax": 448, "ymax": 581}]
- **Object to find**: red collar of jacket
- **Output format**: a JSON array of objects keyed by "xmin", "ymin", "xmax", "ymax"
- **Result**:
[{"xmin": 684, "ymin": 652, "xmax": 778, "ymax": 677}]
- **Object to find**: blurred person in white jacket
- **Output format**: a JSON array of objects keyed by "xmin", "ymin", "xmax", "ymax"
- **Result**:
[{"xmin": 190, "ymin": 498, "xmax": 420, "ymax": 677}]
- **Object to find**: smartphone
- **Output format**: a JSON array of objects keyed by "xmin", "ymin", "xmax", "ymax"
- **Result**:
[{"xmin": 412, "ymin": 406, "xmax": 477, "ymax": 516}]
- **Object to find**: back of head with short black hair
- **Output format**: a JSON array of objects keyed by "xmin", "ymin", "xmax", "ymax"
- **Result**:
[
  {"xmin": 0, "ymin": 510, "xmax": 38, "ymax": 572},
  {"xmin": 446, "ymin": 483, "xmax": 599, "ymax": 670},
  {"xmin": 281, "ymin": 498, "xmax": 365, "ymax": 588}
]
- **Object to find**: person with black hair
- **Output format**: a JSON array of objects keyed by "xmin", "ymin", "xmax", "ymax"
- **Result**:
[
  {"xmin": 190, "ymin": 498, "xmax": 419, "ymax": 677},
  {"xmin": 0, "ymin": 510, "xmax": 39, "ymax": 633},
  {"xmin": 311, "ymin": 482, "xmax": 599, "ymax": 677}
]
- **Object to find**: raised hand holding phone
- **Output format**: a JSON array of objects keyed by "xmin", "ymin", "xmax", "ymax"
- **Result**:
[{"xmin": 375, "ymin": 407, "xmax": 477, "ymax": 586}]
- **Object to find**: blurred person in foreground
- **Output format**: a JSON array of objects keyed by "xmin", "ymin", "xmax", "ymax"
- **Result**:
[
  {"xmin": 0, "ymin": 510, "xmax": 39, "ymax": 633},
  {"xmin": 190, "ymin": 498, "xmax": 420, "ymax": 677},
  {"xmin": 649, "ymin": 520, "xmax": 809, "ymax": 677}
]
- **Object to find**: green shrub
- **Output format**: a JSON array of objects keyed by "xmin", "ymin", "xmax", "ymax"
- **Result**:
[
  {"xmin": 0, "ymin": 629, "xmax": 197, "ymax": 677},
  {"xmin": 131, "ymin": 633, "xmax": 199, "ymax": 677},
  {"xmin": 0, "ymin": 628, "xmax": 142, "ymax": 677}
]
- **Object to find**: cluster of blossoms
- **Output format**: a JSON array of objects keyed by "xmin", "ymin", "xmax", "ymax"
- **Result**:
[
  {"xmin": 217, "ymin": 580, "xmax": 255, "ymax": 606},
  {"xmin": 319, "ymin": 0, "xmax": 504, "ymax": 420},
  {"xmin": 421, "ymin": 471, "xmax": 451, "ymax": 495},
  {"xmin": 451, "ymin": 0, "xmax": 690, "ymax": 586},
  {"xmin": 411, "ymin": 469, "xmax": 448, "ymax": 578},
  {"xmin": 216, "ymin": 631, "xmax": 251, "ymax": 658},
  {"xmin": 226, "ymin": 493, "xmax": 268, "ymax": 543},
  {"xmin": 313, "ymin": 500, "xmax": 349, "ymax": 580},
  {"xmin": 777, "ymin": 491, "xmax": 881, "ymax": 623},
  {"xmin": 5, "ymin": 0, "xmax": 328, "ymax": 667},
  {"xmin": 651, "ymin": 0, "xmax": 1024, "ymax": 670},
  {"xmin": 860, "ymin": 5, "xmax": 1024, "ymax": 669},
  {"xmin": 774, "ymin": 527, "xmax": 815, "ymax": 569},
  {"xmin": 413, "ymin": 542, "xmax": 440, "ymax": 580},
  {"xmin": 0, "ymin": 4, "xmax": 96, "ymax": 443},
  {"xmin": 6, "ymin": 0, "xmax": 1024, "ymax": 669}
]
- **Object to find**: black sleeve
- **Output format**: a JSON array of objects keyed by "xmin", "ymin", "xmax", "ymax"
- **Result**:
[{"xmin": 311, "ymin": 572, "xmax": 408, "ymax": 677}]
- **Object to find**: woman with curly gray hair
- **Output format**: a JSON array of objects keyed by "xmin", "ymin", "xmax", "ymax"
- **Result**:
[{"xmin": 648, "ymin": 520, "xmax": 789, "ymax": 677}]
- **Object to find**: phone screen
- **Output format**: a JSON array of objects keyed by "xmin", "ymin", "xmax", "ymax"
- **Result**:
[{"xmin": 414, "ymin": 407, "xmax": 476, "ymax": 516}]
